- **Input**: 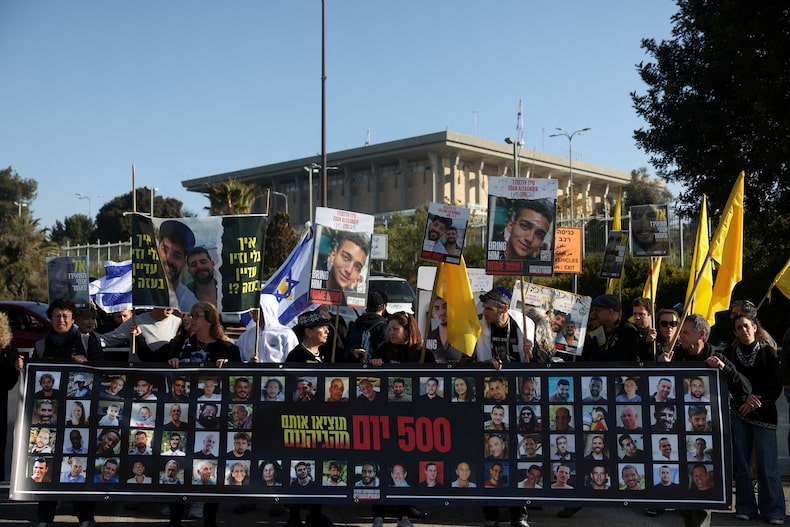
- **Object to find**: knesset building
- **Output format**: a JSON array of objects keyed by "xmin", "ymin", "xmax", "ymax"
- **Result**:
[{"xmin": 182, "ymin": 130, "xmax": 631, "ymax": 238}]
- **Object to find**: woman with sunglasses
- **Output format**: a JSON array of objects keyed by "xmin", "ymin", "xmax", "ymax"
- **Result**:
[{"xmin": 655, "ymin": 308, "xmax": 682, "ymax": 360}]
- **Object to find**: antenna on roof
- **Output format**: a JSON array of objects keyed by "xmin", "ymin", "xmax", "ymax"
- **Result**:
[
  {"xmin": 364, "ymin": 129, "xmax": 370, "ymax": 147},
  {"xmin": 516, "ymin": 97, "xmax": 524, "ymax": 146}
]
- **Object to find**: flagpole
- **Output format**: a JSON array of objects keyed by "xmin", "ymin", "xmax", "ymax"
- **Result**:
[
  {"xmin": 666, "ymin": 252, "xmax": 715, "ymax": 356},
  {"xmin": 130, "ymin": 164, "xmax": 139, "ymax": 362},
  {"xmin": 330, "ymin": 310, "xmax": 340, "ymax": 363},
  {"xmin": 253, "ymin": 309, "xmax": 261, "ymax": 362},
  {"xmin": 422, "ymin": 263, "xmax": 444, "ymax": 363},
  {"xmin": 756, "ymin": 258, "xmax": 790, "ymax": 310},
  {"xmin": 649, "ymin": 257, "xmax": 656, "ymax": 360},
  {"xmin": 519, "ymin": 277, "xmax": 531, "ymax": 362}
]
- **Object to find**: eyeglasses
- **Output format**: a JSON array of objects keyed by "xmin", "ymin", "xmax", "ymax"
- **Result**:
[
  {"xmin": 191, "ymin": 312, "xmax": 206, "ymax": 319},
  {"xmin": 659, "ymin": 320, "xmax": 678, "ymax": 328},
  {"xmin": 52, "ymin": 313, "xmax": 72, "ymax": 320}
]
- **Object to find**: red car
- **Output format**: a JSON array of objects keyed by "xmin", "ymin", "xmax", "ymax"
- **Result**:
[{"xmin": 0, "ymin": 301, "xmax": 51, "ymax": 349}]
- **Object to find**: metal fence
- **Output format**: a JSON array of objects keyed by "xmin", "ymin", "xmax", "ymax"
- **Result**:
[{"xmin": 59, "ymin": 240, "xmax": 131, "ymax": 274}]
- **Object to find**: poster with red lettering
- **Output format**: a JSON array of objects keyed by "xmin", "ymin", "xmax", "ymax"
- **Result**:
[
  {"xmin": 485, "ymin": 178, "xmax": 558, "ymax": 276},
  {"xmin": 309, "ymin": 207, "xmax": 375, "ymax": 308}
]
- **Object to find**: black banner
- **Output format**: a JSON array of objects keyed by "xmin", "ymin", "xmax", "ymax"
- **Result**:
[{"xmin": 11, "ymin": 363, "xmax": 731, "ymax": 509}]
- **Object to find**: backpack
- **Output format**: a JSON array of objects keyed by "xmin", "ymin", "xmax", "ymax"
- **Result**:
[{"xmin": 345, "ymin": 318, "xmax": 388, "ymax": 362}]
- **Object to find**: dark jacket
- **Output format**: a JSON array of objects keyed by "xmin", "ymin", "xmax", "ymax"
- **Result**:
[
  {"xmin": 344, "ymin": 312, "xmax": 388, "ymax": 362},
  {"xmin": 171, "ymin": 336, "xmax": 241, "ymax": 364},
  {"xmin": 674, "ymin": 342, "xmax": 752, "ymax": 405},
  {"xmin": 581, "ymin": 319, "xmax": 645, "ymax": 362},
  {"xmin": 35, "ymin": 326, "xmax": 104, "ymax": 362},
  {"xmin": 374, "ymin": 342, "xmax": 434, "ymax": 364},
  {"xmin": 724, "ymin": 340, "xmax": 781, "ymax": 427}
]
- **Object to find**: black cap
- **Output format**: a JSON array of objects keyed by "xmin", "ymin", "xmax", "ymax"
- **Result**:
[
  {"xmin": 158, "ymin": 220, "xmax": 196, "ymax": 254},
  {"xmin": 367, "ymin": 292, "xmax": 386, "ymax": 311},
  {"xmin": 591, "ymin": 294, "xmax": 621, "ymax": 311}
]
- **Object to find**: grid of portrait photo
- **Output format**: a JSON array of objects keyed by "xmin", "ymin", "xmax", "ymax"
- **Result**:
[{"xmin": 18, "ymin": 366, "xmax": 726, "ymax": 507}]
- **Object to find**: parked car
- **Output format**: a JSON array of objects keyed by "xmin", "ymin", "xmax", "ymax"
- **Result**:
[
  {"xmin": 368, "ymin": 272, "xmax": 416, "ymax": 315},
  {"xmin": 0, "ymin": 301, "xmax": 51, "ymax": 348}
]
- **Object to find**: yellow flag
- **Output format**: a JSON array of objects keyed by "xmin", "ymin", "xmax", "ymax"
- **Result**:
[
  {"xmin": 685, "ymin": 195, "xmax": 714, "ymax": 323},
  {"xmin": 706, "ymin": 173, "xmax": 744, "ymax": 320},
  {"xmin": 435, "ymin": 258, "xmax": 481, "ymax": 357},
  {"xmin": 768, "ymin": 258, "xmax": 790, "ymax": 301},
  {"xmin": 606, "ymin": 188, "xmax": 624, "ymax": 295},
  {"xmin": 642, "ymin": 257, "xmax": 662, "ymax": 302}
]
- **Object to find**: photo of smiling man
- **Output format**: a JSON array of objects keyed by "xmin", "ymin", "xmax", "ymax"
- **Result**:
[
  {"xmin": 486, "ymin": 177, "xmax": 558, "ymax": 276},
  {"xmin": 310, "ymin": 207, "xmax": 374, "ymax": 308}
]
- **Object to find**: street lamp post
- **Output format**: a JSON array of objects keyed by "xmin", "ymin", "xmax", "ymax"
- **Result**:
[
  {"xmin": 13, "ymin": 200, "xmax": 28, "ymax": 217},
  {"xmin": 303, "ymin": 164, "xmax": 320, "ymax": 224},
  {"xmin": 504, "ymin": 137, "xmax": 524, "ymax": 178},
  {"xmin": 75, "ymin": 192, "xmax": 103, "ymax": 219},
  {"xmin": 270, "ymin": 191, "xmax": 288, "ymax": 215},
  {"xmin": 549, "ymin": 127, "xmax": 590, "ymax": 222},
  {"xmin": 549, "ymin": 127, "xmax": 590, "ymax": 294}
]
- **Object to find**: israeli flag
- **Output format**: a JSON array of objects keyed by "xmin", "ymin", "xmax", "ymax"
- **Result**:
[
  {"xmin": 260, "ymin": 225, "xmax": 318, "ymax": 327},
  {"xmin": 89, "ymin": 260, "xmax": 133, "ymax": 313}
]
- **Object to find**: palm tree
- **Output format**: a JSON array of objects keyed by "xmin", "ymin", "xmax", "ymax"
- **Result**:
[
  {"xmin": 0, "ymin": 215, "xmax": 57, "ymax": 300},
  {"xmin": 202, "ymin": 179, "xmax": 263, "ymax": 216}
]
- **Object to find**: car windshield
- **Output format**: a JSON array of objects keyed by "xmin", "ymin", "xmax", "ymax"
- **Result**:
[
  {"xmin": 371, "ymin": 281, "xmax": 415, "ymax": 304},
  {"xmin": 28, "ymin": 303, "xmax": 50, "ymax": 320}
]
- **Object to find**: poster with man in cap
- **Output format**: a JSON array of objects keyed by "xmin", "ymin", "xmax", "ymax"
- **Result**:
[
  {"xmin": 485, "ymin": 177, "xmax": 558, "ymax": 277},
  {"xmin": 131, "ymin": 214, "xmax": 266, "ymax": 314}
]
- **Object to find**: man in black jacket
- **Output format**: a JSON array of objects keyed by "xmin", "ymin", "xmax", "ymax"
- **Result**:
[{"xmin": 345, "ymin": 292, "xmax": 388, "ymax": 363}]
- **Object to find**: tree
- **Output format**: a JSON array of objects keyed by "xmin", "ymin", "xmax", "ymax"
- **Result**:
[
  {"xmin": 51, "ymin": 214, "xmax": 94, "ymax": 245},
  {"xmin": 263, "ymin": 212, "xmax": 299, "ymax": 277},
  {"xmin": 92, "ymin": 189, "xmax": 186, "ymax": 243},
  {"xmin": 0, "ymin": 215, "xmax": 56, "ymax": 300},
  {"xmin": 623, "ymin": 167, "xmax": 673, "ymax": 210},
  {"xmin": 202, "ymin": 179, "xmax": 262, "ymax": 216},
  {"xmin": 0, "ymin": 166, "xmax": 37, "ymax": 224},
  {"xmin": 376, "ymin": 208, "xmax": 430, "ymax": 285},
  {"xmin": 632, "ymin": 1, "xmax": 790, "ymax": 336},
  {"xmin": 632, "ymin": 1, "xmax": 789, "ymax": 216}
]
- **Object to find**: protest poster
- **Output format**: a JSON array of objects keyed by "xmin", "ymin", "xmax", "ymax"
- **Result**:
[
  {"xmin": 46, "ymin": 256, "xmax": 90, "ymax": 309},
  {"xmin": 131, "ymin": 214, "xmax": 266, "ymax": 313},
  {"xmin": 486, "ymin": 178, "xmax": 558, "ymax": 276},
  {"xmin": 630, "ymin": 204, "xmax": 670, "ymax": 258},
  {"xmin": 309, "ymin": 207, "xmax": 374, "ymax": 308},
  {"xmin": 600, "ymin": 230, "xmax": 629, "ymax": 279},
  {"xmin": 553, "ymin": 226, "xmax": 582, "ymax": 275},
  {"xmin": 421, "ymin": 203, "xmax": 470, "ymax": 265},
  {"xmin": 511, "ymin": 283, "xmax": 590, "ymax": 356},
  {"xmin": 12, "ymin": 362, "xmax": 731, "ymax": 510}
]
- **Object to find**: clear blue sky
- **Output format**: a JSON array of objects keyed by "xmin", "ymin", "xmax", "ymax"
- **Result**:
[{"xmin": 1, "ymin": 1, "xmax": 678, "ymax": 231}]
